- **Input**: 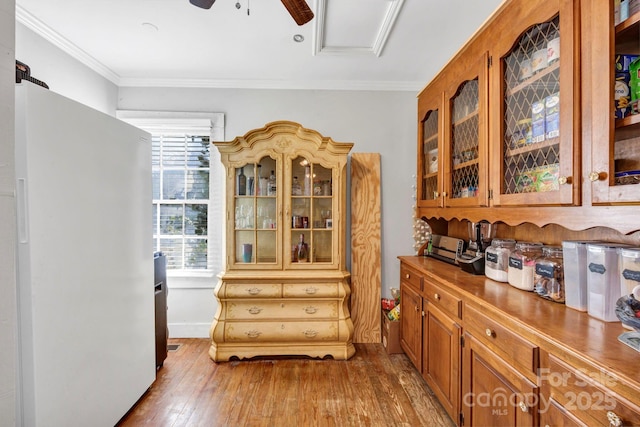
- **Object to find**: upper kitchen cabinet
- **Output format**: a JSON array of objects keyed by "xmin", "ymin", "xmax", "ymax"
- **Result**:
[
  {"xmin": 417, "ymin": 78, "xmax": 445, "ymax": 208},
  {"xmin": 585, "ymin": 0, "xmax": 640, "ymax": 204},
  {"xmin": 489, "ymin": 0, "xmax": 579, "ymax": 206},
  {"xmin": 443, "ymin": 52, "xmax": 490, "ymax": 208}
]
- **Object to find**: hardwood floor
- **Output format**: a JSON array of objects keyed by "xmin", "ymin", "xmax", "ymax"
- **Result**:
[{"xmin": 117, "ymin": 339, "xmax": 454, "ymax": 427}]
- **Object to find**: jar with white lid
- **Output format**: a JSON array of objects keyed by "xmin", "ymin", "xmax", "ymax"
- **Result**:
[
  {"xmin": 508, "ymin": 242, "xmax": 543, "ymax": 291},
  {"xmin": 485, "ymin": 239, "xmax": 516, "ymax": 282},
  {"xmin": 534, "ymin": 246, "xmax": 565, "ymax": 303}
]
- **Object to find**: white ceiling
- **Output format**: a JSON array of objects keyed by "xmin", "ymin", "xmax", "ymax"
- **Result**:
[{"xmin": 15, "ymin": 0, "xmax": 505, "ymax": 91}]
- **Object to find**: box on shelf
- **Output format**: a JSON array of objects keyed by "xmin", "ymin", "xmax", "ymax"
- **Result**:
[
  {"xmin": 615, "ymin": 72, "xmax": 632, "ymax": 119},
  {"xmin": 531, "ymin": 100, "xmax": 546, "ymax": 143},
  {"xmin": 615, "ymin": 54, "xmax": 639, "ymax": 72},
  {"xmin": 545, "ymin": 93, "xmax": 560, "ymax": 139},
  {"xmin": 381, "ymin": 309, "xmax": 402, "ymax": 354}
]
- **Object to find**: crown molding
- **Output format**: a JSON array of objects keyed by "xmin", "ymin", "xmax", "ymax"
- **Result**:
[
  {"xmin": 16, "ymin": 5, "xmax": 121, "ymax": 84},
  {"xmin": 118, "ymin": 77, "xmax": 422, "ymax": 92}
]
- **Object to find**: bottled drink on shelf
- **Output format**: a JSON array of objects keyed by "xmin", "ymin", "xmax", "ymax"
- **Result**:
[
  {"xmin": 296, "ymin": 233, "xmax": 309, "ymax": 262},
  {"xmin": 237, "ymin": 167, "xmax": 246, "ymax": 196}
]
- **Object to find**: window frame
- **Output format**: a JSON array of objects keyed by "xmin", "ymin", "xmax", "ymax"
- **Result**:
[{"xmin": 117, "ymin": 110, "xmax": 225, "ymax": 277}]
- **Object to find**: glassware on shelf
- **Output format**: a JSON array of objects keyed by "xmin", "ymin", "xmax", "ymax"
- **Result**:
[
  {"xmin": 268, "ymin": 170, "xmax": 277, "ymax": 196},
  {"xmin": 292, "ymin": 176, "xmax": 302, "ymax": 195}
]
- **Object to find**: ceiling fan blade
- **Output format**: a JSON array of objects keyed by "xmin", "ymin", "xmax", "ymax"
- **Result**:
[
  {"xmin": 189, "ymin": 0, "xmax": 216, "ymax": 9},
  {"xmin": 281, "ymin": 0, "xmax": 314, "ymax": 26}
]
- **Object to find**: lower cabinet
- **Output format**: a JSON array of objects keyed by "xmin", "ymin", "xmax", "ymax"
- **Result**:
[
  {"xmin": 539, "ymin": 351, "xmax": 640, "ymax": 427},
  {"xmin": 399, "ymin": 258, "xmax": 640, "ymax": 427},
  {"xmin": 423, "ymin": 301, "xmax": 461, "ymax": 422},
  {"xmin": 400, "ymin": 279, "xmax": 423, "ymax": 370},
  {"xmin": 462, "ymin": 332, "xmax": 539, "ymax": 427}
]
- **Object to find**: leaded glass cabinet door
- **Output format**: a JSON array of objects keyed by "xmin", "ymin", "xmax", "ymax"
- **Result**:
[
  {"xmin": 417, "ymin": 86, "xmax": 444, "ymax": 208},
  {"xmin": 286, "ymin": 155, "xmax": 336, "ymax": 269},
  {"xmin": 443, "ymin": 53, "xmax": 489, "ymax": 208},
  {"xmin": 489, "ymin": 0, "xmax": 577, "ymax": 206},
  {"xmin": 229, "ymin": 155, "xmax": 281, "ymax": 269}
]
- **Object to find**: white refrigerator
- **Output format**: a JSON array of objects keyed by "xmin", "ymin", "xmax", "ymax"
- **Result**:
[{"xmin": 15, "ymin": 83, "xmax": 156, "ymax": 427}]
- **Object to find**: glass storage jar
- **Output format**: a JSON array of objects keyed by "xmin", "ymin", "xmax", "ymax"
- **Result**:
[
  {"xmin": 507, "ymin": 242, "xmax": 543, "ymax": 291},
  {"xmin": 485, "ymin": 239, "xmax": 517, "ymax": 282},
  {"xmin": 534, "ymin": 246, "xmax": 565, "ymax": 303}
]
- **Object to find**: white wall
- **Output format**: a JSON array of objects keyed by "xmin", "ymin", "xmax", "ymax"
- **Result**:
[
  {"xmin": 0, "ymin": 0, "xmax": 16, "ymax": 424},
  {"xmin": 15, "ymin": 22, "xmax": 118, "ymax": 115},
  {"xmin": 119, "ymin": 87, "xmax": 418, "ymax": 298}
]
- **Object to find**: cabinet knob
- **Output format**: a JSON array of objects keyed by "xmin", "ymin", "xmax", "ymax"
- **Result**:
[
  {"xmin": 415, "ymin": 305, "xmax": 420, "ymax": 312},
  {"xmin": 518, "ymin": 401, "xmax": 527, "ymax": 413},
  {"xmin": 485, "ymin": 328, "xmax": 494, "ymax": 337},
  {"xmin": 405, "ymin": 273, "xmax": 410, "ymax": 279},
  {"xmin": 433, "ymin": 191, "xmax": 439, "ymax": 198},
  {"xmin": 589, "ymin": 171, "xmax": 603, "ymax": 182},
  {"xmin": 607, "ymin": 411, "xmax": 622, "ymax": 427},
  {"xmin": 434, "ymin": 293, "xmax": 441, "ymax": 301},
  {"xmin": 558, "ymin": 176, "xmax": 572, "ymax": 185}
]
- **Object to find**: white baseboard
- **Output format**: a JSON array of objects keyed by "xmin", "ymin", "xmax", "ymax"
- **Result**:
[{"xmin": 168, "ymin": 323, "xmax": 211, "ymax": 338}]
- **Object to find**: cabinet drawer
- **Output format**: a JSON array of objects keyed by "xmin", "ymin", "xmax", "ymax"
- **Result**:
[
  {"xmin": 465, "ymin": 304, "xmax": 539, "ymax": 377},
  {"xmin": 224, "ymin": 321, "xmax": 339, "ymax": 342},
  {"xmin": 221, "ymin": 283, "xmax": 282, "ymax": 298},
  {"xmin": 226, "ymin": 300, "xmax": 338, "ymax": 320},
  {"xmin": 544, "ymin": 355, "xmax": 640, "ymax": 427},
  {"xmin": 424, "ymin": 279, "xmax": 461, "ymax": 319},
  {"xmin": 283, "ymin": 283, "xmax": 339, "ymax": 298},
  {"xmin": 400, "ymin": 264, "xmax": 422, "ymax": 291}
]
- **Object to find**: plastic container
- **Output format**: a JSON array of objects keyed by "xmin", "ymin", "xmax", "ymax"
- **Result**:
[
  {"xmin": 534, "ymin": 246, "xmax": 565, "ymax": 303},
  {"xmin": 562, "ymin": 241, "xmax": 600, "ymax": 311},
  {"xmin": 485, "ymin": 239, "xmax": 516, "ymax": 282},
  {"xmin": 618, "ymin": 247, "xmax": 640, "ymax": 329},
  {"xmin": 619, "ymin": 247, "xmax": 640, "ymax": 296},
  {"xmin": 586, "ymin": 243, "xmax": 631, "ymax": 322},
  {"xmin": 507, "ymin": 242, "xmax": 543, "ymax": 291}
]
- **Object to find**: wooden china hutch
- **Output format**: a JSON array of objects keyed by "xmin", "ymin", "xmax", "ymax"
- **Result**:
[
  {"xmin": 406, "ymin": 0, "xmax": 640, "ymax": 426},
  {"xmin": 209, "ymin": 121, "xmax": 355, "ymax": 362}
]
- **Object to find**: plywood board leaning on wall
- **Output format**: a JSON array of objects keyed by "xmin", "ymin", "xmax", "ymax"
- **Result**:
[{"xmin": 350, "ymin": 153, "xmax": 381, "ymax": 343}]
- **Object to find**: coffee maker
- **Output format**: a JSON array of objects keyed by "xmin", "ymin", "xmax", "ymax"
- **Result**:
[{"xmin": 457, "ymin": 221, "xmax": 496, "ymax": 274}]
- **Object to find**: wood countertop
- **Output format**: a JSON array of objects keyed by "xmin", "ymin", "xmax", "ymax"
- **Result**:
[{"xmin": 398, "ymin": 255, "xmax": 640, "ymax": 400}]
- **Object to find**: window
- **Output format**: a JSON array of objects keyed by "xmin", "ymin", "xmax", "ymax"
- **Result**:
[
  {"xmin": 116, "ymin": 111, "xmax": 225, "ymax": 273},
  {"xmin": 153, "ymin": 134, "xmax": 210, "ymax": 269}
]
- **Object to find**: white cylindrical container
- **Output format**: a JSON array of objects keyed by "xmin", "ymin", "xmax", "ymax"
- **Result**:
[
  {"xmin": 508, "ymin": 242, "xmax": 543, "ymax": 291},
  {"xmin": 562, "ymin": 241, "xmax": 600, "ymax": 312},
  {"xmin": 485, "ymin": 239, "xmax": 516, "ymax": 282},
  {"xmin": 586, "ymin": 243, "xmax": 631, "ymax": 322}
]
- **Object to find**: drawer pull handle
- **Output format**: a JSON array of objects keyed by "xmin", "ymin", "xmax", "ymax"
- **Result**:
[
  {"xmin": 247, "ymin": 287, "xmax": 261, "ymax": 295},
  {"xmin": 485, "ymin": 328, "xmax": 494, "ymax": 337},
  {"xmin": 607, "ymin": 411, "xmax": 622, "ymax": 427},
  {"xmin": 305, "ymin": 287, "xmax": 318, "ymax": 295},
  {"xmin": 246, "ymin": 330, "xmax": 262, "ymax": 339},
  {"xmin": 405, "ymin": 273, "xmax": 410, "ymax": 279},
  {"xmin": 304, "ymin": 306, "xmax": 318, "ymax": 314},
  {"xmin": 247, "ymin": 306, "xmax": 263, "ymax": 315},
  {"xmin": 518, "ymin": 401, "xmax": 527, "ymax": 413},
  {"xmin": 303, "ymin": 329, "xmax": 318, "ymax": 338},
  {"xmin": 434, "ymin": 293, "xmax": 441, "ymax": 301}
]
